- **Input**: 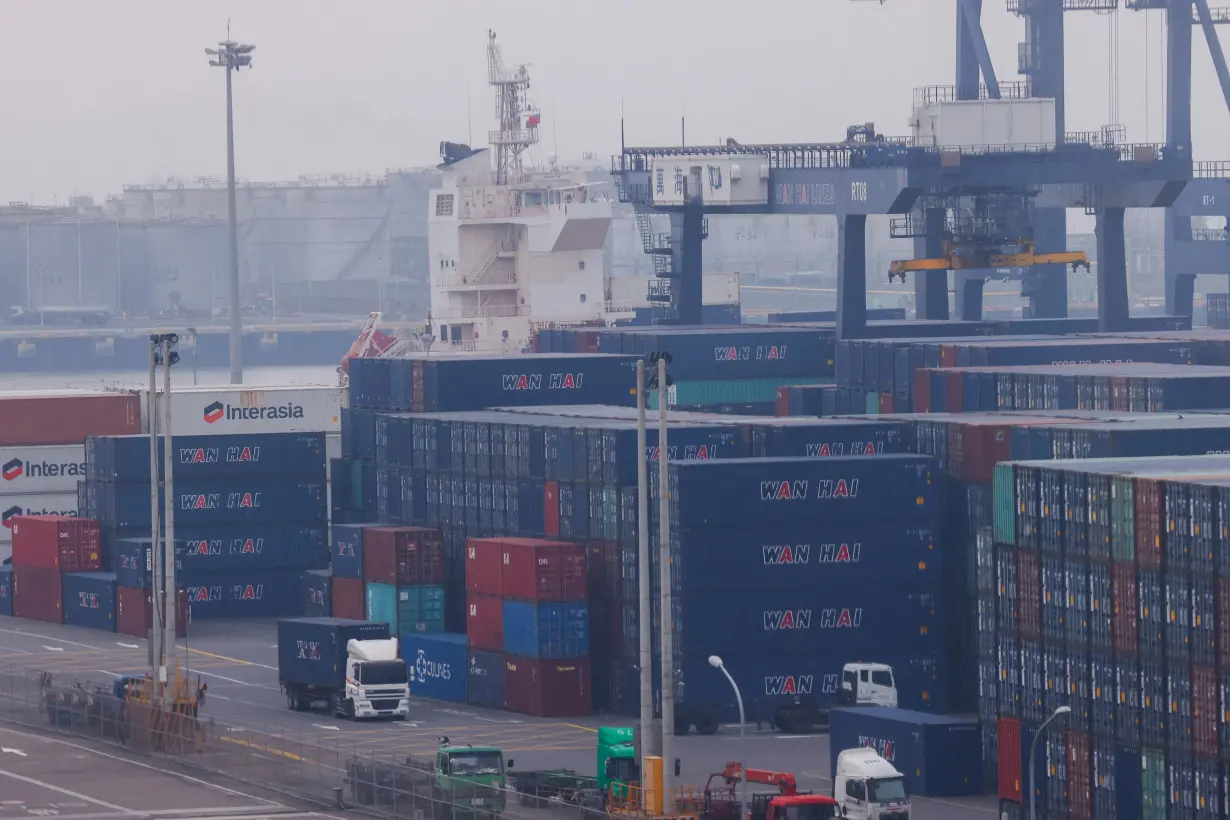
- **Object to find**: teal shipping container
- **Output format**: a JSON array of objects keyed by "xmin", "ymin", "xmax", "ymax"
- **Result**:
[
  {"xmin": 397, "ymin": 585, "xmax": 446, "ymax": 634},
  {"xmin": 365, "ymin": 582, "xmax": 397, "ymax": 632}
]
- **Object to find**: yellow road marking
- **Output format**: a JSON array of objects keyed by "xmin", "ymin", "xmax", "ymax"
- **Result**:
[
  {"xmin": 559, "ymin": 722, "xmax": 598, "ymax": 733},
  {"xmin": 218, "ymin": 736, "xmax": 305, "ymax": 761},
  {"xmin": 187, "ymin": 648, "xmax": 274, "ymax": 669}
]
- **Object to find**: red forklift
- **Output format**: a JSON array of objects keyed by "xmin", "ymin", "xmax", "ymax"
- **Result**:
[{"xmin": 702, "ymin": 763, "xmax": 841, "ymax": 820}]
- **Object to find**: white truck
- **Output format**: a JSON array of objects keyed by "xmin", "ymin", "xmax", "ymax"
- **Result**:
[
  {"xmin": 832, "ymin": 749, "xmax": 912, "ymax": 820},
  {"xmin": 772, "ymin": 662, "xmax": 898, "ymax": 733},
  {"xmin": 277, "ymin": 617, "xmax": 411, "ymax": 720}
]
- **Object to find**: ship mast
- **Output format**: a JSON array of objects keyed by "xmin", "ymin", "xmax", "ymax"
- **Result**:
[{"xmin": 487, "ymin": 30, "xmax": 539, "ymax": 185}]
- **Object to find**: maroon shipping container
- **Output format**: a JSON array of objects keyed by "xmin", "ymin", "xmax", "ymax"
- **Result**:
[
  {"xmin": 998, "ymin": 717, "xmax": 1022, "ymax": 802},
  {"xmin": 912, "ymin": 370, "xmax": 931, "ymax": 413},
  {"xmin": 587, "ymin": 540, "xmax": 621, "ymax": 603},
  {"xmin": 543, "ymin": 482, "xmax": 560, "ymax": 538},
  {"xmin": 115, "ymin": 586, "xmax": 188, "ymax": 638},
  {"xmin": 1065, "ymin": 730, "xmax": 1092, "ymax": 820},
  {"xmin": 467, "ymin": 593, "xmax": 503, "ymax": 651},
  {"xmin": 1134, "ymin": 479, "xmax": 1163, "ymax": 569},
  {"xmin": 1192, "ymin": 664, "xmax": 1219, "ymax": 758},
  {"xmin": 1017, "ymin": 550, "xmax": 1041, "ymax": 640},
  {"xmin": 332, "ymin": 577, "xmax": 365, "ymax": 620},
  {"xmin": 362, "ymin": 526, "xmax": 445, "ymax": 586},
  {"xmin": 0, "ymin": 390, "xmax": 142, "ymax": 446},
  {"xmin": 1111, "ymin": 562, "xmax": 1139, "ymax": 654},
  {"xmin": 10, "ymin": 516, "xmax": 101, "ymax": 571},
  {"xmin": 877, "ymin": 392, "xmax": 893, "ymax": 415},
  {"xmin": 11, "ymin": 566, "xmax": 62, "ymax": 623},
  {"xmin": 504, "ymin": 655, "xmax": 591, "ymax": 717},
  {"xmin": 775, "ymin": 387, "xmax": 789, "ymax": 418},
  {"xmin": 500, "ymin": 539, "xmax": 586, "ymax": 602},
  {"xmin": 466, "ymin": 538, "xmax": 505, "ymax": 596}
]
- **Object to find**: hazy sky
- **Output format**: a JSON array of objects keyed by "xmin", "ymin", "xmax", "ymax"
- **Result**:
[{"xmin": 2, "ymin": 0, "xmax": 1228, "ymax": 204}]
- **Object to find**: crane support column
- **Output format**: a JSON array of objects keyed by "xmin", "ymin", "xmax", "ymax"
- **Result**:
[
  {"xmin": 1024, "ymin": 209, "xmax": 1070, "ymax": 318},
  {"xmin": 914, "ymin": 207, "xmax": 950, "ymax": 320},
  {"xmin": 1195, "ymin": 0, "xmax": 1230, "ymax": 118},
  {"xmin": 956, "ymin": 0, "xmax": 1000, "ymax": 98},
  {"xmin": 670, "ymin": 198, "xmax": 706, "ymax": 325},
  {"xmin": 1096, "ymin": 206, "xmax": 1130, "ymax": 332},
  {"xmin": 836, "ymin": 215, "xmax": 867, "ymax": 341},
  {"xmin": 955, "ymin": 272, "xmax": 986, "ymax": 322},
  {"xmin": 1165, "ymin": 209, "xmax": 1199, "ymax": 319}
]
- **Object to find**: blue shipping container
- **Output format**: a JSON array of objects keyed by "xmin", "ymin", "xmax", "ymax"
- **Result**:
[
  {"xmin": 182, "ymin": 569, "xmax": 304, "ymax": 619},
  {"xmin": 62, "ymin": 572, "xmax": 118, "ymax": 632},
  {"xmin": 86, "ymin": 432, "xmax": 327, "ymax": 482},
  {"xmin": 600, "ymin": 327, "xmax": 835, "ymax": 380},
  {"xmin": 93, "ymin": 480, "xmax": 327, "ymax": 529},
  {"xmin": 502, "ymin": 600, "xmax": 589, "ymax": 659},
  {"xmin": 422, "ymin": 354, "xmax": 639, "ymax": 412},
  {"xmin": 668, "ymin": 455, "xmax": 937, "ymax": 527},
  {"xmin": 671, "ymin": 524, "xmax": 940, "ymax": 591},
  {"xmin": 366, "ymin": 582, "xmax": 398, "ymax": 631},
  {"xmin": 277, "ymin": 617, "xmax": 391, "ymax": 688},
  {"xmin": 828, "ymin": 707, "xmax": 983, "ymax": 797},
  {"xmin": 0, "ymin": 567, "xmax": 12, "ymax": 616},
  {"xmin": 302, "ymin": 569, "xmax": 331, "ymax": 618},
  {"xmin": 331, "ymin": 523, "xmax": 370, "ymax": 580},
  {"xmin": 108, "ymin": 538, "xmax": 161, "ymax": 590},
  {"xmin": 751, "ymin": 419, "xmax": 914, "ymax": 458},
  {"xmin": 402, "ymin": 632, "xmax": 468, "ymax": 703},
  {"xmin": 468, "ymin": 650, "xmax": 507, "ymax": 710},
  {"xmin": 176, "ymin": 526, "xmax": 328, "ymax": 574}
]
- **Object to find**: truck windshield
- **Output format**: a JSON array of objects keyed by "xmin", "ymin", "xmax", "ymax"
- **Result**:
[
  {"xmin": 609, "ymin": 756, "xmax": 638, "ymax": 782},
  {"xmin": 358, "ymin": 661, "xmax": 407, "ymax": 685},
  {"xmin": 782, "ymin": 805, "xmax": 839, "ymax": 820},
  {"xmin": 869, "ymin": 777, "xmax": 907, "ymax": 802},
  {"xmin": 448, "ymin": 752, "xmax": 504, "ymax": 776}
]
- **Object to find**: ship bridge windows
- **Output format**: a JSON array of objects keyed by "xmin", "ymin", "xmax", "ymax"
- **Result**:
[
  {"xmin": 435, "ymin": 194, "xmax": 455, "ymax": 216},
  {"xmin": 523, "ymin": 190, "xmax": 544, "ymax": 208}
]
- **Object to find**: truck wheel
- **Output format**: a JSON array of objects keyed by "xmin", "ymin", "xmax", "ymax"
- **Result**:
[
  {"xmin": 287, "ymin": 691, "xmax": 300, "ymax": 711},
  {"xmin": 694, "ymin": 714, "xmax": 719, "ymax": 735}
]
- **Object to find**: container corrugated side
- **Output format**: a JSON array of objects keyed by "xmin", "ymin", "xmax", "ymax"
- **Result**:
[
  {"xmin": 277, "ymin": 618, "xmax": 390, "ymax": 688},
  {"xmin": 467, "ymin": 650, "xmax": 506, "ymax": 709},
  {"xmin": 504, "ymin": 656, "xmax": 591, "ymax": 717},
  {"xmin": 153, "ymin": 385, "xmax": 342, "ymax": 435},
  {"xmin": 501, "ymin": 600, "xmax": 589, "ymax": 659},
  {"xmin": 402, "ymin": 632, "xmax": 468, "ymax": 703},
  {"xmin": 87, "ymin": 432, "xmax": 327, "ymax": 482},
  {"xmin": 0, "ymin": 567, "xmax": 11, "ymax": 617},
  {"xmin": 0, "ymin": 391, "xmax": 142, "ymax": 446},
  {"xmin": 365, "ymin": 582, "xmax": 397, "ymax": 632},
  {"xmin": 94, "ymin": 480, "xmax": 326, "ymax": 529},
  {"xmin": 61, "ymin": 572, "xmax": 117, "ymax": 632},
  {"xmin": 182, "ymin": 569, "xmax": 303, "ymax": 619},
  {"xmin": 0, "ymin": 495, "xmax": 80, "ymax": 543}
]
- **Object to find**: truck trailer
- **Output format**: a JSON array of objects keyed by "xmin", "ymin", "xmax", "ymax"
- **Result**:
[{"xmin": 277, "ymin": 617, "xmax": 410, "ymax": 720}]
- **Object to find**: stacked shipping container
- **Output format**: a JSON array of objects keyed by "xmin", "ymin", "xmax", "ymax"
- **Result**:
[{"xmin": 7, "ymin": 515, "xmax": 106, "ymax": 629}]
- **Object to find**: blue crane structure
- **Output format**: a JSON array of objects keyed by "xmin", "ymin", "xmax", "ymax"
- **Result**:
[{"xmin": 612, "ymin": 0, "xmax": 1211, "ymax": 339}]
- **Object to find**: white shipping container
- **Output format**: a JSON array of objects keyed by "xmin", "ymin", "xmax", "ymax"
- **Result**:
[
  {"xmin": 0, "ymin": 492, "xmax": 80, "ymax": 543},
  {"xmin": 911, "ymin": 98, "xmax": 1056, "ymax": 149},
  {"xmin": 0, "ymin": 444, "xmax": 86, "ymax": 495},
  {"xmin": 144, "ymin": 384, "xmax": 343, "ymax": 436}
]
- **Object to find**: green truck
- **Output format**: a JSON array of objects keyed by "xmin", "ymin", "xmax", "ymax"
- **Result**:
[
  {"xmin": 509, "ymin": 727, "xmax": 639, "ymax": 810},
  {"xmin": 345, "ymin": 738, "xmax": 510, "ymax": 817},
  {"xmin": 598, "ymin": 726, "xmax": 638, "ymax": 796}
]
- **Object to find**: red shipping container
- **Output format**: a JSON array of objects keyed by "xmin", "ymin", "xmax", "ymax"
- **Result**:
[
  {"xmin": 952, "ymin": 422, "xmax": 1014, "ymax": 484},
  {"xmin": 775, "ymin": 387, "xmax": 789, "ymax": 418},
  {"xmin": 504, "ymin": 655, "xmax": 591, "ymax": 717},
  {"xmin": 1111, "ymin": 562, "xmax": 1139, "ymax": 654},
  {"xmin": 10, "ymin": 516, "xmax": 101, "ymax": 571},
  {"xmin": 877, "ymin": 392, "xmax": 893, "ymax": 414},
  {"xmin": 1065, "ymin": 730, "xmax": 1092, "ymax": 820},
  {"xmin": 939, "ymin": 345, "xmax": 957, "ymax": 368},
  {"xmin": 912, "ymin": 369, "xmax": 931, "ymax": 413},
  {"xmin": 945, "ymin": 371, "xmax": 964, "ymax": 413},
  {"xmin": 11, "ymin": 566, "xmax": 62, "ymax": 623},
  {"xmin": 466, "ymin": 538, "xmax": 505, "ymax": 596},
  {"xmin": 116, "ymin": 586, "xmax": 188, "ymax": 638},
  {"xmin": 998, "ymin": 717, "xmax": 1022, "ymax": 802},
  {"xmin": 543, "ymin": 482, "xmax": 560, "ymax": 538},
  {"xmin": 363, "ymin": 527, "xmax": 445, "ymax": 586},
  {"xmin": 0, "ymin": 391, "xmax": 142, "ymax": 446},
  {"xmin": 1017, "ymin": 550, "xmax": 1041, "ymax": 640},
  {"xmin": 1192, "ymin": 664, "xmax": 1219, "ymax": 758},
  {"xmin": 1134, "ymin": 479, "xmax": 1163, "ymax": 569},
  {"xmin": 500, "ymin": 538, "xmax": 586, "ymax": 602},
  {"xmin": 466, "ymin": 593, "xmax": 503, "ymax": 651},
  {"xmin": 332, "ymin": 577, "xmax": 365, "ymax": 620}
]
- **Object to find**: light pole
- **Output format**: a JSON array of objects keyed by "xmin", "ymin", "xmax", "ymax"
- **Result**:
[
  {"xmin": 1029, "ymin": 705, "xmax": 1071, "ymax": 820},
  {"xmin": 709, "ymin": 656, "xmax": 745, "ymax": 820},
  {"xmin": 206, "ymin": 36, "xmax": 254, "ymax": 385}
]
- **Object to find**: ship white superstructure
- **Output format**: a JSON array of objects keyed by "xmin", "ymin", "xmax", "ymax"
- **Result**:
[{"xmin": 426, "ymin": 32, "xmax": 614, "ymax": 353}]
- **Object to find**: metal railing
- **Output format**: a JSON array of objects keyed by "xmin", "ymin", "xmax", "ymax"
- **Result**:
[{"xmin": 0, "ymin": 665, "xmax": 611, "ymax": 820}]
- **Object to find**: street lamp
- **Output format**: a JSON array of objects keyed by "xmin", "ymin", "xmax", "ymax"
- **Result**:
[
  {"xmin": 206, "ymin": 37, "xmax": 254, "ymax": 385},
  {"xmin": 709, "ymin": 656, "xmax": 745, "ymax": 820},
  {"xmin": 1029, "ymin": 705, "xmax": 1071, "ymax": 820}
]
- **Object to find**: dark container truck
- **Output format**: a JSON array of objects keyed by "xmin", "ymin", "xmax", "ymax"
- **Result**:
[{"xmin": 277, "ymin": 617, "xmax": 409, "ymax": 719}]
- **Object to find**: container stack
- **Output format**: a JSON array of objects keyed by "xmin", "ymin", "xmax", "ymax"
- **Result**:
[
  {"xmin": 109, "ymin": 536, "xmax": 188, "ymax": 638},
  {"xmin": 0, "ymin": 389, "xmax": 143, "ymax": 562},
  {"xmin": 80, "ymin": 431, "xmax": 329, "ymax": 619},
  {"xmin": 8, "ymin": 515, "xmax": 105, "ymax": 628},
  {"xmin": 465, "ymin": 537, "xmax": 591, "ymax": 717},
  {"xmin": 984, "ymin": 454, "xmax": 1230, "ymax": 819}
]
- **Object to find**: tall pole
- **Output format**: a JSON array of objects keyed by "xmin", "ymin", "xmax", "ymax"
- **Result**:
[
  {"xmin": 657, "ymin": 356, "xmax": 675, "ymax": 803},
  {"xmin": 24, "ymin": 222, "xmax": 30, "ymax": 311},
  {"xmin": 1030, "ymin": 706, "xmax": 1071, "ymax": 820},
  {"xmin": 161, "ymin": 340, "xmax": 178, "ymax": 676},
  {"xmin": 635, "ymin": 360, "xmax": 655, "ymax": 757},
  {"xmin": 225, "ymin": 64, "xmax": 242, "ymax": 384},
  {"xmin": 147, "ymin": 340, "xmax": 163, "ymax": 692},
  {"xmin": 711, "ymin": 657, "xmax": 746, "ymax": 820}
]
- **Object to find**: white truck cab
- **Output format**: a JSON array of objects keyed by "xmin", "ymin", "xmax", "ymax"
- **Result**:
[
  {"xmin": 833, "ymin": 749, "xmax": 911, "ymax": 820},
  {"xmin": 343, "ymin": 638, "xmax": 411, "ymax": 719},
  {"xmin": 838, "ymin": 663, "xmax": 898, "ymax": 708}
]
